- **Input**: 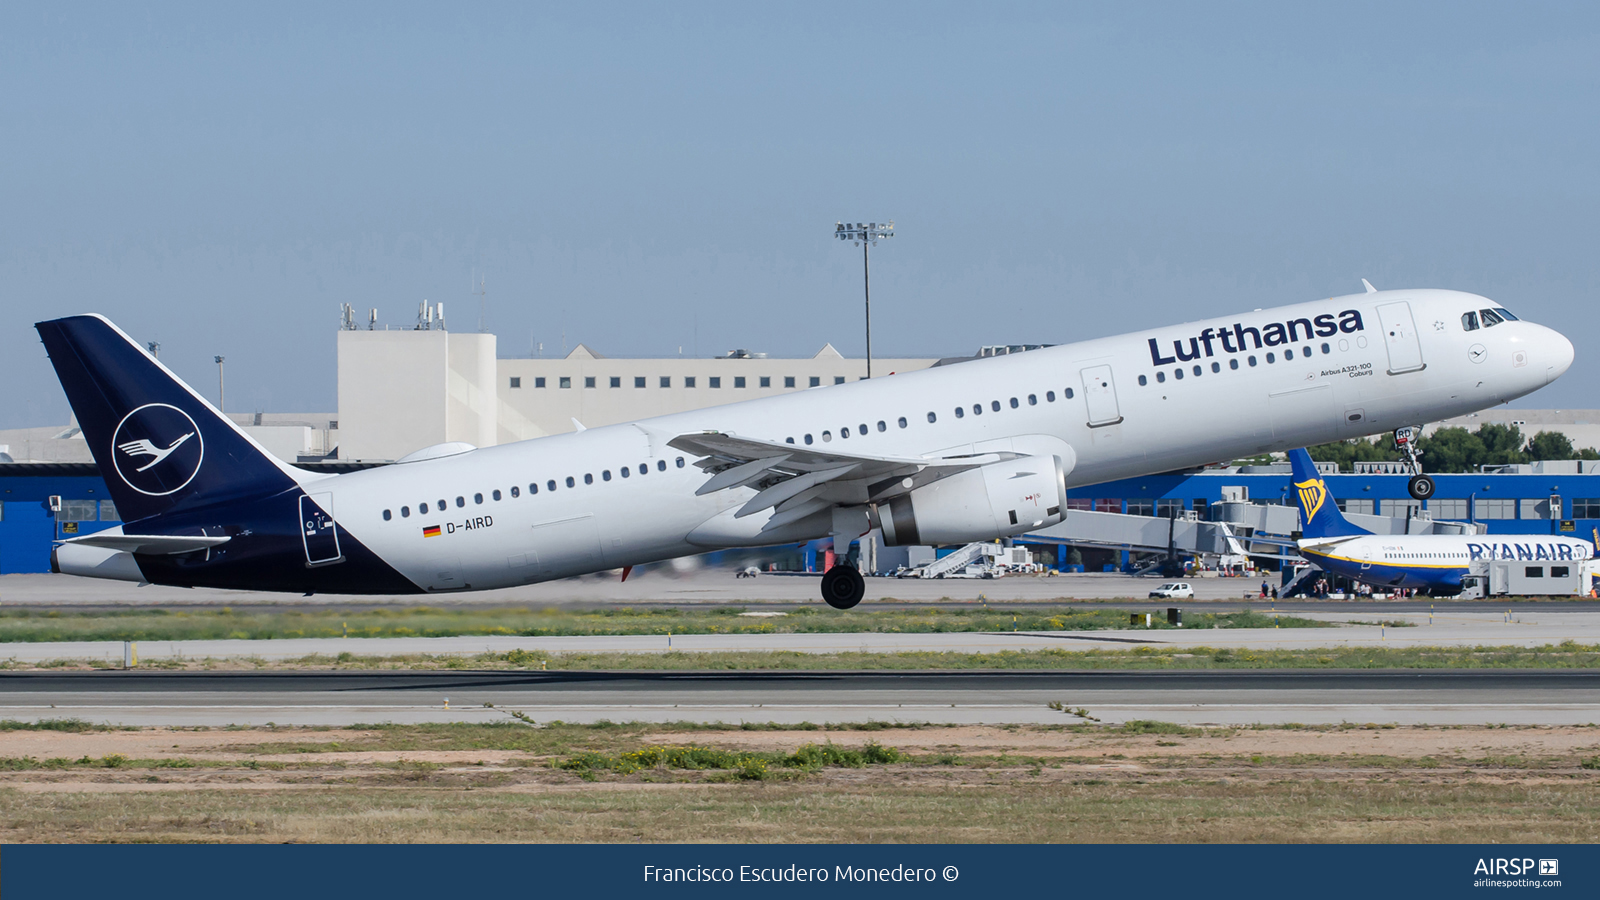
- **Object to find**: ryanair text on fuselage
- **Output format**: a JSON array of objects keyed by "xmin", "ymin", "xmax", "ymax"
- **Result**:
[{"xmin": 1148, "ymin": 309, "xmax": 1366, "ymax": 367}]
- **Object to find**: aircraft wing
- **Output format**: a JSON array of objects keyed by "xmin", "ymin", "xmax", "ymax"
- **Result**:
[
  {"xmin": 59, "ymin": 532, "xmax": 232, "ymax": 556},
  {"xmin": 668, "ymin": 430, "xmax": 1016, "ymax": 532}
]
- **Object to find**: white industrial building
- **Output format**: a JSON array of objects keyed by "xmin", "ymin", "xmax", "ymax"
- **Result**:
[{"xmin": 334, "ymin": 325, "xmax": 939, "ymax": 461}]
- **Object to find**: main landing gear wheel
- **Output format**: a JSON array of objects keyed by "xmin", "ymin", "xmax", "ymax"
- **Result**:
[
  {"xmin": 821, "ymin": 564, "xmax": 865, "ymax": 610},
  {"xmin": 1407, "ymin": 474, "xmax": 1436, "ymax": 501}
]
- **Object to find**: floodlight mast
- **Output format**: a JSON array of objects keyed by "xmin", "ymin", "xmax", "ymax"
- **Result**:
[{"xmin": 834, "ymin": 220, "xmax": 894, "ymax": 378}]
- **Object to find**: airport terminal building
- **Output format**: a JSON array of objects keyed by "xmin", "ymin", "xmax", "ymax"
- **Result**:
[{"xmin": 2, "ymin": 320, "xmax": 1597, "ymax": 577}]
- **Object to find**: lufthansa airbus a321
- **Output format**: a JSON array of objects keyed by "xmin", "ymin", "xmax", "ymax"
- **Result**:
[{"xmin": 43, "ymin": 285, "xmax": 1574, "ymax": 608}]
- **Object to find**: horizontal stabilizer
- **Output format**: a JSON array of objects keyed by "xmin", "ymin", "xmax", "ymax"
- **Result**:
[{"xmin": 59, "ymin": 532, "xmax": 231, "ymax": 556}]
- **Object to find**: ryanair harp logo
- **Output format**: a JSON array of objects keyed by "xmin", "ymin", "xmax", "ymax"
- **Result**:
[{"xmin": 1295, "ymin": 477, "xmax": 1328, "ymax": 522}]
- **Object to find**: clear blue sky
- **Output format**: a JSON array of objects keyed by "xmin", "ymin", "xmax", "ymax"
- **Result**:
[{"xmin": 3, "ymin": 2, "xmax": 1597, "ymax": 428}]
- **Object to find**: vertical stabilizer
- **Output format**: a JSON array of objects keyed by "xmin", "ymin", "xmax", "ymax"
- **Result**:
[
  {"xmin": 1288, "ymin": 448, "xmax": 1371, "ymax": 539},
  {"xmin": 35, "ymin": 315, "xmax": 305, "ymax": 523}
]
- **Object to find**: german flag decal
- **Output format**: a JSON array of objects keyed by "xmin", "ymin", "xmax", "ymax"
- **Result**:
[{"xmin": 422, "ymin": 525, "xmax": 441, "ymax": 538}]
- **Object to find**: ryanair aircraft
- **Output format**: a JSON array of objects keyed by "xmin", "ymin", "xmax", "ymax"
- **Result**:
[
  {"xmin": 1288, "ymin": 448, "xmax": 1594, "ymax": 593},
  {"xmin": 42, "ymin": 285, "xmax": 1574, "ymax": 608}
]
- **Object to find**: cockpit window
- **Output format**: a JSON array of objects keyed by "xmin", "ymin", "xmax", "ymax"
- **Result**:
[
  {"xmin": 1461, "ymin": 311, "xmax": 1479, "ymax": 331},
  {"xmin": 1479, "ymin": 308, "xmax": 1505, "ymax": 327},
  {"xmin": 1494, "ymin": 307, "xmax": 1517, "ymax": 321}
]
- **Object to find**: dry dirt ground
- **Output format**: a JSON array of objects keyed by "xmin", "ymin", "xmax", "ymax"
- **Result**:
[{"xmin": 3, "ymin": 723, "xmax": 1599, "ymax": 843}]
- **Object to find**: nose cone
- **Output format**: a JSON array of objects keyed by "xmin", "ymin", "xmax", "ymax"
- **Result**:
[{"xmin": 1544, "ymin": 326, "xmax": 1576, "ymax": 385}]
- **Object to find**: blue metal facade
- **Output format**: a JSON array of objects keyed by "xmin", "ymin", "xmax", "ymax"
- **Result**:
[
  {"xmin": 1067, "ymin": 469, "xmax": 1600, "ymax": 538},
  {"xmin": 0, "ymin": 466, "xmax": 120, "ymax": 574}
]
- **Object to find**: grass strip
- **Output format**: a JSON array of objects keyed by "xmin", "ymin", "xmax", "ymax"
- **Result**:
[
  {"xmin": 555, "ymin": 741, "xmax": 903, "ymax": 781},
  {"xmin": 0, "ymin": 605, "xmax": 1331, "ymax": 643}
]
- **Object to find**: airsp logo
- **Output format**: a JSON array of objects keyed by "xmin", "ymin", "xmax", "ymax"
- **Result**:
[
  {"xmin": 1294, "ymin": 476, "xmax": 1327, "ymax": 522},
  {"xmin": 111, "ymin": 403, "xmax": 204, "ymax": 496}
]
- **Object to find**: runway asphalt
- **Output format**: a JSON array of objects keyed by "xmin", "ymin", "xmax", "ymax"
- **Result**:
[{"xmin": 4, "ymin": 669, "xmax": 1597, "ymax": 728}]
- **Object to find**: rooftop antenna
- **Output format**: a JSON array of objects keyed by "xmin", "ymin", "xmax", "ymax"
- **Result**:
[
  {"xmin": 834, "ymin": 219, "xmax": 895, "ymax": 378},
  {"xmin": 368, "ymin": 308, "xmax": 377, "ymax": 330}
]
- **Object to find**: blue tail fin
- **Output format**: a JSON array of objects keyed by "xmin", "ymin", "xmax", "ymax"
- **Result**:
[
  {"xmin": 1288, "ymin": 448, "xmax": 1371, "ymax": 539},
  {"xmin": 35, "ymin": 315, "xmax": 302, "ymax": 523}
]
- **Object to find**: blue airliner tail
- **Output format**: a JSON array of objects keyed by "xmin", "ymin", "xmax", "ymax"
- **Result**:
[
  {"xmin": 1288, "ymin": 448, "xmax": 1371, "ymax": 539},
  {"xmin": 35, "ymin": 315, "xmax": 300, "ymax": 523}
]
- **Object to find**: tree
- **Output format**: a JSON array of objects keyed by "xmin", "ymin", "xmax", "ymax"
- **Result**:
[
  {"xmin": 1524, "ymin": 430, "xmax": 1600, "ymax": 461},
  {"xmin": 1417, "ymin": 427, "xmax": 1486, "ymax": 473}
]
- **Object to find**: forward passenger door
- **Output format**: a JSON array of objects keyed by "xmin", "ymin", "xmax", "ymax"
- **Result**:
[{"xmin": 1080, "ymin": 365, "xmax": 1123, "ymax": 427}]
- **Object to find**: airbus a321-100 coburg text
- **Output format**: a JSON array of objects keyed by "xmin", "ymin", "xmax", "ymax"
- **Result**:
[{"xmin": 42, "ymin": 286, "xmax": 1574, "ymax": 608}]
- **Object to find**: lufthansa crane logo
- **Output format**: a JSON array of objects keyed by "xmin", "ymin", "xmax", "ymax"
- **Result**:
[
  {"xmin": 1294, "ymin": 476, "xmax": 1327, "ymax": 522},
  {"xmin": 110, "ymin": 403, "xmax": 205, "ymax": 496}
]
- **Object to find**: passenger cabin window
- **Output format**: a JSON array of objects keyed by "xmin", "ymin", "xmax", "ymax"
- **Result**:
[
  {"xmin": 1027, "ymin": 394, "xmax": 1037, "ymax": 405},
  {"xmin": 584, "ymin": 473, "xmax": 594, "ymax": 484},
  {"xmin": 383, "ymin": 509, "xmax": 392, "ymax": 520},
  {"xmin": 420, "ymin": 502, "xmax": 429, "ymax": 513},
  {"xmin": 898, "ymin": 417, "xmax": 908, "ymax": 428},
  {"xmin": 602, "ymin": 470, "xmax": 611, "ymax": 481},
  {"xmin": 474, "ymin": 493, "xmax": 483, "ymax": 504},
  {"xmin": 1046, "ymin": 391, "xmax": 1056, "ymax": 402},
  {"xmin": 511, "ymin": 486, "xmax": 520, "ymax": 497},
  {"xmin": 927, "ymin": 412, "xmax": 937, "ymax": 423},
  {"xmin": 456, "ymin": 496, "xmax": 465, "ymax": 507},
  {"xmin": 658, "ymin": 460, "xmax": 668, "ymax": 470},
  {"xmin": 1139, "ymin": 375, "xmax": 1148, "ymax": 386},
  {"xmin": 1064, "ymin": 388, "xmax": 1074, "ymax": 399},
  {"xmin": 401, "ymin": 506, "xmax": 411, "ymax": 517},
  {"xmin": 877, "ymin": 420, "xmax": 886, "ymax": 432},
  {"xmin": 954, "ymin": 407, "xmax": 965, "ymax": 418}
]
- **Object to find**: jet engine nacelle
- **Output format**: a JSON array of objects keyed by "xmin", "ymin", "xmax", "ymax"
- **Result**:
[{"xmin": 876, "ymin": 454, "xmax": 1069, "ymax": 547}]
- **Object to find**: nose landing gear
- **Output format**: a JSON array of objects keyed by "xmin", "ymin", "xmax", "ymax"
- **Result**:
[
  {"xmin": 821, "ymin": 564, "xmax": 865, "ymax": 610},
  {"xmin": 1395, "ymin": 425, "xmax": 1435, "ymax": 500}
]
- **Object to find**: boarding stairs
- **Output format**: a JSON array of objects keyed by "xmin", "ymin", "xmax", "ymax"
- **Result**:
[{"xmin": 916, "ymin": 542, "xmax": 1003, "ymax": 579}]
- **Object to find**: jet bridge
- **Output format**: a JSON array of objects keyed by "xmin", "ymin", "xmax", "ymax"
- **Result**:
[{"xmin": 1023, "ymin": 501, "xmax": 1486, "ymax": 568}]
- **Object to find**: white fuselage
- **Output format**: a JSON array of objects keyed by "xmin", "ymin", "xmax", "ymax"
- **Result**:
[
  {"xmin": 285, "ymin": 288, "xmax": 1573, "ymax": 592},
  {"xmin": 1300, "ymin": 534, "xmax": 1595, "ymax": 592}
]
